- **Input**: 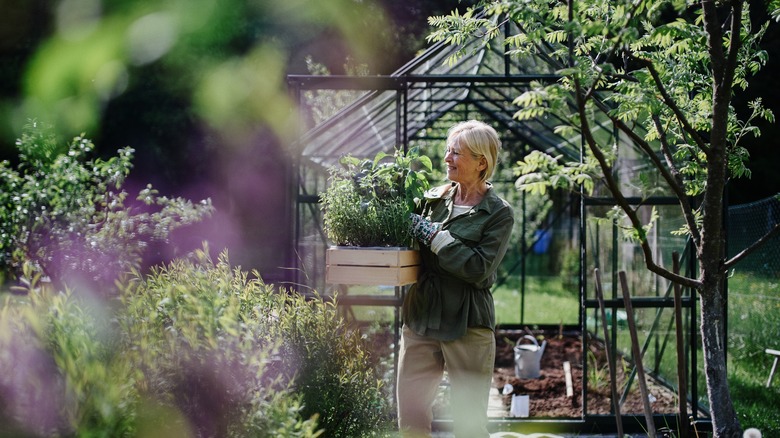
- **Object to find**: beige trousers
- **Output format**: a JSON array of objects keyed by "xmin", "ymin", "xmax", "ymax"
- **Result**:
[{"xmin": 396, "ymin": 325, "xmax": 495, "ymax": 438}]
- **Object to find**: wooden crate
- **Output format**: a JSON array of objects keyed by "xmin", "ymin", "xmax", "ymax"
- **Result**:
[{"xmin": 326, "ymin": 247, "xmax": 421, "ymax": 286}]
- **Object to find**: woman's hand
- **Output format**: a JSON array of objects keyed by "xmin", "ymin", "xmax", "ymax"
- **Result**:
[{"xmin": 409, "ymin": 213, "xmax": 442, "ymax": 246}]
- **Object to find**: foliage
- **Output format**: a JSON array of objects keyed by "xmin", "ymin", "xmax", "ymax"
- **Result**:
[
  {"xmin": 12, "ymin": 0, "xmax": 396, "ymax": 140},
  {"xmin": 0, "ymin": 248, "xmax": 394, "ymax": 436},
  {"xmin": 513, "ymin": 150, "xmax": 597, "ymax": 196},
  {"xmin": 488, "ymin": 1, "xmax": 774, "ymax": 208},
  {"xmin": 0, "ymin": 121, "xmax": 214, "ymax": 292},
  {"xmin": 321, "ymin": 148, "xmax": 432, "ymax": 247},
  {"xmin": 586, "ymin": 349, "xmax": 609, "ymax": 392},
  {"xmin": 430, "ymin": 0, "xmax": 774, "ymax": 223},
  {"xmin": 122, "ymin": 249, "xmax": 394, "ymax": 437},
  {"xmin": 0, "ymin": 265, "xmax": 136, "ymax": 437},
  {"xmin": 117, "ymin": 249, "xmax": 324, "ymax": 437},
  {"xmin": 273, "ymin": 290, "xmax": 393, "ymax": 437}
]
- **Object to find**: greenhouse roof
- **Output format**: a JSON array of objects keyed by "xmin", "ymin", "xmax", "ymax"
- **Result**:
[{"xmin": 288, "ymin": 17, "xmax": 623, "ymax": 170}]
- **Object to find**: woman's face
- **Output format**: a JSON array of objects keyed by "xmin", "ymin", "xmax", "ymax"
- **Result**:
[{"xmin": 444, "ymin": 138, "xmax": 486, "ymax": 185}]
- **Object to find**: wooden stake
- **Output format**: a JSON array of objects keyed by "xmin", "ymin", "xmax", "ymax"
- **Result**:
[
  {"xmin": 563, "ymin": 361, "xmax": 574, "ymax": 398},
  {"xmin": 620, "ymin": 270, "xmax": 656, "ymax": 438},
  {"xmin": 673, "ymin": 252, "xmax": 690, "ymax": 438},
  {"xmin": 594, "ymin": 268, "xmax": 624, "ymax": 437}
]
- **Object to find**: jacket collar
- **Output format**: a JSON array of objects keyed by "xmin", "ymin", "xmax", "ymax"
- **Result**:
[{"xmin": 424, "ymin": 182, "xmax": 497, "ymax": 214}]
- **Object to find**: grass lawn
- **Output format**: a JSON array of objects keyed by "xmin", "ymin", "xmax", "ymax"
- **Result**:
[
  {"xmin": 729, "ymin": 361, "xmax": 780, "ymax": 434},
  {"xmin": 727, "ymin": 273, "xmax": 780, "ymax": 435},
  {"xmin": 493, "ymin": 276, "xmax": 579, "ymax": 326},
  {"xmin": 332, "ymin": 276, "xmax": 582, "ymax": 326}
]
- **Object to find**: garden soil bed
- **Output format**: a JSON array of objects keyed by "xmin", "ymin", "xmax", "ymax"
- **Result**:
[{"xmin": 491, "ymin": 329, "xmax": 681, "ymax": 418}]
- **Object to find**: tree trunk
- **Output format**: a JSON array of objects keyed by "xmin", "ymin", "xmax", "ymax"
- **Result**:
[
  {"xmin": 698, "ymin": 275, "xmax": 741, "ymax": 438},
  {"xmin": 698, "ymin": 1, "xmax": 741, "ymax": 431}
]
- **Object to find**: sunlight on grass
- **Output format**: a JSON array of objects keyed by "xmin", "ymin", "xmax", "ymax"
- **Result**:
[
  {"xmin": 727, "ymin": 272, "xmax": 780, "ymax": 435},
  {"xmin": 332, "ymin": 277, "xmax": 582, "ymax": 326},
  {"xmin": 493, "ymin": 276, "xmax": 579, "ymax": 325}
]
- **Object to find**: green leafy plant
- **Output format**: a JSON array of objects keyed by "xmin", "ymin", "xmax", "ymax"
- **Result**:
[
  {"xmin": 121, "ymin": 249, "xmax": 394, "ymax": 437},
  {"xmin": 0, "ymin": 267, "xmax": 139, "ymax": 436},
  {"xmin": 0, "ymin": 247, "xmax": 393, "ymax": 436},
  {"xmin": 586, "ymin": 350, "xmax": 608, "ymax": 392},
  {"xmin": 320, "ymin": 148, "xmax": 432, "ymax": 247},
  {"xmin": 0, "ymin": 121, "xmax": 214, "ymax": 292},
  {"xmin": 274, "ymin": 291, "xmax": 393, "ymax": 437},
  {"xmin": 117, "ymin": 249, "xmax": 323, "ymax": 437}
]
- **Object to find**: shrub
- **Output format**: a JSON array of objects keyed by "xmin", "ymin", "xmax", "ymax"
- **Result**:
[
  {"xmin": 275, "ymin": 291, "xmax": 394, "ymax": 437},
  {"xmin": 320, "ymin": 148, "xmax": 432, "ymax": 247},
  {"xmin": 0, "ymin": 248, "xmax": 396, "ymax": 437},
  {"xmin": 0, "ymin": 267, "xmax": 137, "ymax": 436},
  {"xmin": 118, "ymin": 248, "xmax": 393, "ymax": 437},
  {"xmin": 123, "ymin": 248, "xmax": 396, "ymax": 437},
  {"xmin": 0, "ymin": 121, "xmax": 213, "ymax": 292},
  {"xmin": 117, "ymin": 249, "xmax": 322, "ymax": 437}
]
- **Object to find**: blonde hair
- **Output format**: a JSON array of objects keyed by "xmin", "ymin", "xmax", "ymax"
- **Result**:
[{"xmin": 446, "ymin": 120, "xmax": 501, "ymax": 183}]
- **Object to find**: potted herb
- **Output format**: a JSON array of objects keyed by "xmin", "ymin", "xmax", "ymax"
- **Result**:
[{"xmin": 320, "ymin": 148, "xmax": 432, "ymax": 285}]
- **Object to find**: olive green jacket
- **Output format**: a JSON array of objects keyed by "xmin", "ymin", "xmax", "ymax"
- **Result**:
[{"xmin": 402, "ymin": 182, "xmax": 514, "ymax": 341}]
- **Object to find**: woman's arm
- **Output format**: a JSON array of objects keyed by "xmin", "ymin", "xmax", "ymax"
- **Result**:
[{"xmin": 434, "ymin": 205, "xmax": 514, "ymax": 286}]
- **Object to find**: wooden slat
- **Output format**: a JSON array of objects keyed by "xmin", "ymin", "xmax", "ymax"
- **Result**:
[
  {"xmin": 337, "ymin": 295, "xmax": 402, "ymax": 306},
  {"xmin": 326, "ymin": 247, "xmax": 420, "ymax": 267},
  {"xmin": 325, "ymin": 247, "xmax": 421, "ymax": 286},
  {"xmin": 326, "ymin": 265, "xmax": 419, "ymax": 286}
]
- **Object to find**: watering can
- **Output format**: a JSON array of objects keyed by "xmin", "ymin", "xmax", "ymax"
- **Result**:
[{"xmin": 513, "ymin": 335, "xmax": 547, "ymax": 379}]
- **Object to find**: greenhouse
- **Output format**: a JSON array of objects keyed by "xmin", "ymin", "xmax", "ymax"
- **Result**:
[{"xmin": 286, "ymin": 15, "xmax": 729, "ymax": 436}]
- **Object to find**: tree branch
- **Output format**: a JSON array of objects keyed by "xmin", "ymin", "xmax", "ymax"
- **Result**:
[
  {"xmin": 702, "ymin": 0, "xmax": 725, "ymax": 87},
  {"xmin": 720, "ymin": 0, "xmax": 742, "ymax": 107},
  {"xmin": 633, "ymin": 57, "xmax": 712, "ymax": 155},
  {"xmin": 587, "ymin": 95, "xmax": 703, "ymax": 250},
  {"xmin": 651, "ymin": 114, "xmax": 703, "ymax": 248},
  {"xmin": 574, "ymin": 79, "xmax": 702, "ymax": 290},
  {"xmin": 723, "ymin": 1, "xmax": 742, "ymax": 90},
  {"xmin": 724, "ymin": 222, "xmax": 780, "ymax": 270}
]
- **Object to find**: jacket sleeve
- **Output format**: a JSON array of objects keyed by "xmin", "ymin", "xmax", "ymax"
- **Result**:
[{"xmin": 434, "ymin": 204, "xmax": 514, "ymax": 287}]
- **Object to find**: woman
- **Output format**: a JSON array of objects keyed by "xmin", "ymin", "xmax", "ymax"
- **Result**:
[{"xmin": 397, "ymin": 120, "xmax": 514, "ymax": 437}]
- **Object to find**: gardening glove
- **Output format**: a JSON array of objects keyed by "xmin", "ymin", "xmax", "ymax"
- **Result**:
[{"xmin": 409, "ymin": 213, "xmax": 442, "ymax": 246}]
